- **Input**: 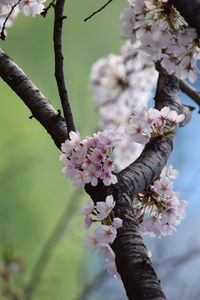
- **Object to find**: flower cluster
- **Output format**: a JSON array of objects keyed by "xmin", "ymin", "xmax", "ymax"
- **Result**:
[
  {"xmin": 90, "ymin": 42, "xmax": 157, "ymax": 127},
  {"xmin": 81, "ymin": 195, "xmax": 123, "ymax": 277},
  {"xmin": 0, "ymin": 0, "xmax": 46, "ymax": 35},
  {"xmin": 121, "ymin": 0, "xmax": 200, "ymax": 82},
  {"xmin": 128, "ymin": 106, "xmax": 185, "ymax": 144},
  {"xmin": 90, "ymin": 41, "xmax": 157, "ymax": 169},
  {"xmin": 60, "ymin": 131, "xmax": 120, "ymax": 187},
  {"xmin": 133, "ymin": 165, "xmax": 187, "ymax": 237}
]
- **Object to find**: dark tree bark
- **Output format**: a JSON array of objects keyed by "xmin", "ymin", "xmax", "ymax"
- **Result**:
[
  {"xmin": 0, "ymin": 49, "xmax": 68, "ymax": 148},
  {"xmin": 53, "ymin": 0, "xmax": 76, "ymax": 133}
]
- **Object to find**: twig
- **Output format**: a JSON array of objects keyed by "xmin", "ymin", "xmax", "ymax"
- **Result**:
[
  {"xmin": 41, "ymin": 0, "xmax": 55, "ymax": 17},
  {"xmin": 53, "ymin": 0, "xmax": 76, "ymax": 135},
  {"xmin": 84, "ymin": 0, "xmax": 113, "ymax": 22},
  {"xmin": 0, "ymin": 0, "xmax": 21, "ymax": 40},
  {"xmin": 179, "ymin": 79, "xmax": 200, "ymax": 109},
  {"xmin": 23, "ymin": 189, "xmax": 83, "ymax": 300}
]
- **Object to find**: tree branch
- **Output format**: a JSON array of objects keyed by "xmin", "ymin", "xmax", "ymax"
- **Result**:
[
  {"xmin": 0, "ymin": 48, "xmax": 68, "ymax": 148},
  {"xmin": 0, "ymin": 0, "xmax": 21, "ymax": 40},
  {"xmin": 179, "ymin": 79, "xmax": 200, "ymax": 108},
  {"xmin": 84, "ymin": 0, "xmax": 113, "ymax": 22},
  {"xmin": 53, "ymin": 0, "xmax": 76, "ymax": 134}
]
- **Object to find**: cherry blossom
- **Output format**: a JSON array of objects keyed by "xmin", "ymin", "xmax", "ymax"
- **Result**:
[
  {"xmin": 90, "ymin": 41, "xmax": 157, "ymax": 169},
  {"xmin": 162, "ymin": 165, "xmax": 179, "ymax": 180},
  {"xmin": 168, "ymin": 110, "xmax": 185, "ymax": 125},
  {"xmin": 60, "ymin": 130, "xmax": 120, "ymax": 187},
  {"xmin": 121, "ymin": 0, "xmax": 200, "ymax": 82},
  {"xmin": 128, "ymin": 106, "xmax": 185, "ymax": 145},
  {"xmin": 95, "ymin": 195, "xmax": 115, "ymax": 221},
  {"xmin": 112, "ymin": 218, "xmax": 123, "ymax": 229},
  {"xmin": 132, "ymin": 165, "xmax": 187, "ymax": 238},
  {"xmin": 94, "ymin": 225, "xmax": 117, "ymax": 244},
  {"xmin": 81, "ymin": 201, "xmax": 94, "ymax": 229},
  {"xmin": 105, "ymin": 261, "xmax": 120, "ymax": 278},
  {"xmin": 17, "ymin": 0, "xmax": 43, "ymax": 16},
  {"xmin": 84, "ymin": 235, "xmax": 100, "ymax": 251},
  {"xmin": 81, "ymin": 196, "xmax": 122, "ymax": 277},
  {"xmin": 96, "ymin": 243, "xmax": 116, "ymax": 261},
  {"xmin": 153, "ymin": 177, "xmax": 173, "ymax": 197}
]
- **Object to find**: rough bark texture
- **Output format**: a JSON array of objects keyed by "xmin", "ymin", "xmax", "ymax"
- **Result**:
[
  {"xmin": 112, "ymin": 190, "xmax": 165, "ymax": 300},
  {"xmin": 0, "ymin": 48, "xmax": 68, "ymax": 148},
  {"xmin": 0, "ymin": 49, "xmax": 182, "ymax": 300},
  {"xmin": 169, "ymin": 0, "xmax": 200, "ymax": 35},
  {"xmin": 179, "ymin": 80, "xmax": 200, "ymax": 107}
]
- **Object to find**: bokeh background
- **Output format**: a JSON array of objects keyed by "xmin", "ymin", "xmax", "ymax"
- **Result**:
[{"xmin": 0, "ymin": 0, "xmax": 200, "ymax": 299}]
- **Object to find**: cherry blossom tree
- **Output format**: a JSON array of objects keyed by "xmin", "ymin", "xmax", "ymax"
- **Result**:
[{"xmin": 0, "ymin": 0, "xmax": 200, "ymax": 299}]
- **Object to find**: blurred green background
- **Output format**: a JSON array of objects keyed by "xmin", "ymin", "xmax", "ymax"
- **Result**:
[{"xmin": 0, "ymin": 1, "xmax": 127, "ymax": 299}]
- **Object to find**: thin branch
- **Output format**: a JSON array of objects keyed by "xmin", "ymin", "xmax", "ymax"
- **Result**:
[
  {"xmin": 0, "ymin": 0, "xmax": 21, "ymax": 40},
  {"xmin": 0, "ymin": 48, "xmax": 68, "ymax": 148},
  {"xmin": 179, "ymin": 79, "xmax": 200, "ymax": 108},
  {"xmin": 23, "ymin": 189, "xmax": 83, "ymax": 300},
  {"xmin": 84, "ymin": 0, "xmax": 113, "ymax": 22},
  {"xmin": 40, "ymin": 0, "xmax": 55, "ymax": 17},
  {"xmin": 53, "ymin": 0, "xmax": 76, "ymax": 134}
]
